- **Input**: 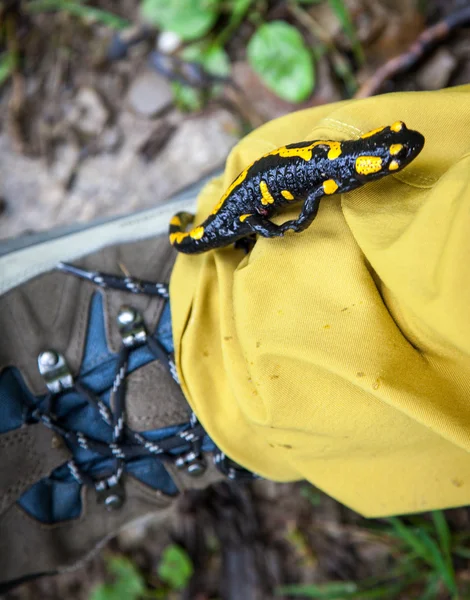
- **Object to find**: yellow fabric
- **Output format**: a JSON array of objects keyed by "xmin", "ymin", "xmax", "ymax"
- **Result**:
[{"xmin": 170, "ymin": 86, "xmax": 470, "ymax": 517}]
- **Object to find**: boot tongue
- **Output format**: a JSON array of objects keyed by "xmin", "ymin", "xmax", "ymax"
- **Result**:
[{"xmin": 125, "ymin": 360, "xmax": 190, "ymax": 431}]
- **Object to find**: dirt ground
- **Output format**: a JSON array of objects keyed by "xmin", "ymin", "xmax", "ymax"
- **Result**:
[{"xmin": 1, "ymin": 0, "xmax": 470, "ymax": 598}]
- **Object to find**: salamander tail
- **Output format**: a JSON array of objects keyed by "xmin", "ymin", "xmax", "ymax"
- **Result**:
[
  {"xmin": 169, "ymin": 211, "xmax": 194, "ymax": 237},
  {"xmin": 169, "ymin": 211, "xmax": 209, "ymax": 254}
]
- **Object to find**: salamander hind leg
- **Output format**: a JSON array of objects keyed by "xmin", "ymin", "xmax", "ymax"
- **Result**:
[{"xmin": 241, "ymin": 214, "xmax": 285, "ymax": 238}]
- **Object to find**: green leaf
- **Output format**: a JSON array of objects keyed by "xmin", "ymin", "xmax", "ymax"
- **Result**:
[
  {"xmin": 418, "ymin": 574, "xmax": 442, "ymax": 600},
  {"xmin": 417, "ymin": 529, "xmax": 457, "ymax": 594},
  {"xmin": 453, "ymin": 546, "xmax": 470, "ymax": 559},
  {"xmin": 276, "ymin": 581, "xmax": 358, "ymax": 598},
  {"xmin": 388, "ymin": 517, "xmax": 457, "ymax": 596},
  {"xmin": 278, "ymin": 576, "xmax": 420, "ymax": 600},
  {"xmin": 0, "ymin": 53, "xmax": 15, "ymax": 87},
  {"xmin": 90, "ymin": 556, "xmax": 146, "ymax": 600},
  {"xmin": 171, "ymin": 82, "xmax": 204, "ymax": 112},
  {"xmin": 299, "ymin": 484, "xmax": 322, "ymax": 506},
  {"xmin": 181, "ymin": 43, "xmax": 231, "ymax": 77},
  {"xmin": 387, "ymin": 518, "xmax": 434, "ymax": 563},
  {"xmin": 432, "ymin": 511, "xmax": 457, "ymax": 593},
  {"xmin": 347, "ymin": 581, "xmax": 408, "ymax": 599},
  {"xmin": 432, "ymin": 511, "xmax": 452, "ymax": 561},
  {"xmin": 157, "ymin": 544, "xmax": 193, "ymax": 590},
  {"xmin": 141, "ymin": 0, "xmax": 220, "ymax": 41},
  {"xmin": 229, "ymin": 0, "xmax": 253, "ymax": 11},
  {"xmin": 247, "ymin": 21, "xmax": 315, "ymax": 103},
  {"xmin": 215, "ymin": 0, "xmax": 253, "ymax": 45}
]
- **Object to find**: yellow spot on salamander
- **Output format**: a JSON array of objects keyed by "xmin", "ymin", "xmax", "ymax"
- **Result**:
[
  {"xmin": 355, "ymin": 156, "xmax": 383, "ymax": 175},
  {"xmin": 361, "ymin": 126, "xmax": 385, "ymax": 139},
  {"xmin": 323, "ymin": 179, "xmax": 338, "ymax": 195},
  {"xmin": 239, "ymin": 213, "xmax": 252, "ymax": 222},
  {"xmin": 325, "ymin": 142, "xmax": 342, "ymax": 160},
  {"xmin": 189, "ymin": 226, "xmax": 205, "ymax": 240},
  {"xmin": 391, "ymin": 121, "xmax": 404, "ymax": 132},
  {"xmin": 281, "ymin": 190, "xmax": 294, "ymax": 200},
  {"xmin": 170, "ymin": 215, "xmax": 182, "ymax": 226},
  {"xmin": 270, "ymin": 140, "xmax": 342, "ymax": 162},
  {"xmin": 389, "ymin": 160, "xmax": 399, "ymax": 171},
  {"xmin": 169, "ymin": 231, "xmax": 189, "ymax": 245},
  {"xmin": 390, "ymin": 144, "xmax": 403, "ymax": 155},
  {"xmin": 260, "ymin": 180, "xmax": 275, "ymax": 205}
]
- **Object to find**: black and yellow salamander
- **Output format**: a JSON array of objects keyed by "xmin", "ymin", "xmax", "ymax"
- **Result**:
[{"xmin": 169, "ymin": 121, "xmax": 425, "ymax": 254}]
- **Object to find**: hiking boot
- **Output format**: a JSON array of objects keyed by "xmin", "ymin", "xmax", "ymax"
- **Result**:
[{"xmin": 0, "ymin": 174, "xmax": 253, "ymax": 592}]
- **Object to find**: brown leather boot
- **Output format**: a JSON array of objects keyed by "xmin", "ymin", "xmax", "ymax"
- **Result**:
[{"xmin": 0, "ymin": 179, "xmax": 251, "ymax": 591}]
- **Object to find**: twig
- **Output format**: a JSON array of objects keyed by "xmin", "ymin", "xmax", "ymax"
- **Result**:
[
  {"xmin": 287, "ymin": 2, "xmax": 358, "ymax": 97},
  {"xmin": 149, "ymin": 50, "xmax": 231, "ymax": 90},
  {"xmin": 328, "ymin": 0, "xmax": 365, "ymax": 65},
  {"xmin": 214, "ymin": 0, "xmax": 254, "ymax": 48},
  {"xmin": 355, "ymin": 5, "xmax": 470, "ymax": 98},
  {"xmin": 5, "ymin": 9, "xmax": 27, "ymax": 153}
]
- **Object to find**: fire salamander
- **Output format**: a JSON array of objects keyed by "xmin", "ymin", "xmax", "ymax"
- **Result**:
[{"xmin": 169, "ymin": 121, "xmax": 425, "ymax": 254}]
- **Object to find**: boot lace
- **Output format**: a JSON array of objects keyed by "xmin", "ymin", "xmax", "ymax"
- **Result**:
[{"xmin": 25, "ymin": 262, "xmax": 255, "ymax": 510}]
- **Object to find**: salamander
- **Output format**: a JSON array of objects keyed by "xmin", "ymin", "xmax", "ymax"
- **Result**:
[{"xmin": 169, "ymin": 121, "xmax": 425, "ymax": 254}]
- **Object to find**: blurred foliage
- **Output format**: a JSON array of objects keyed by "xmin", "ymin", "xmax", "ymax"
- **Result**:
[
  {"xmin": 157, "ymin": 544, "xmax": 194, "ymax": 590},
  {"xmin": 277, "ymin": 510, "xmax": 467, "ymax": 599},
  {"xmin": 171, "ymin": 41, "xmax": 231, "ymax": 111},
  {"xmin": 139, "ymin": 0, "xmax": 361, "ymax": 104},
  {"xmin": 86, "ymin": 509, "xmax": 470, "ymax": 600},
  {"xmin": 89, "ymin": 545, "xmax": 193, "ymax": 600},
  {"xmin": 0, "ymin": 52, "xmax": 15, "ymax": 87},
  {"xmin": 26, "ymin": 0, "xmax": 130, "ymax": 29},
  {"xmin": 90, "ymin": 556, "xmax": 146, "ymax": 600},
  {"xmin": 300, "ymin": 483, "xmax": 323, "ymax": 506},
  {"xmin": 3, "ymin": 0, "xmax": 365, "ymax": 106}
]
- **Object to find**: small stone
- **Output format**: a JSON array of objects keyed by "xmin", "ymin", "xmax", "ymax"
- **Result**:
[
  {"xmin": 157, "ymin": 31, "xmax": 182, "ymax": 54},
  {"xmin": 127, "ymin": 70, "xmax": 173, "ymax": 118},
  {"xmin": 69, "ymin": 87, "xmax": 109, "ymax": 135},
  {"xmin": 50, "ymin": 144, "xmax": 80, "ymax": 187},
  {"xmin": 417, "ymin": 48, "xmax": 457, "ymax": 91},
  {"xmin": 97, "ymin": 126, "xmax": 123, "ymax": 153}
]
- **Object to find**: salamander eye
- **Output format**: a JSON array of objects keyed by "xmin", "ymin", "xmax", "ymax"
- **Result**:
[{"xmin": 388, "ymin": 143, "xmax": 407, "ymax": 171}]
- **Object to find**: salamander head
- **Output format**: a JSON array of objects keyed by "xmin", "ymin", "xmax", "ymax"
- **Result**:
[{"xmin": 354, "ymin": 121, "xmax": 425, "ymax": 181}]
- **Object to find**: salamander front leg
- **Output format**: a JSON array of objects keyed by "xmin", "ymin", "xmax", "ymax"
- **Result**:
[{"xmin": 280, "ymin": 186, "xmax": 324, "ymax": 234}]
